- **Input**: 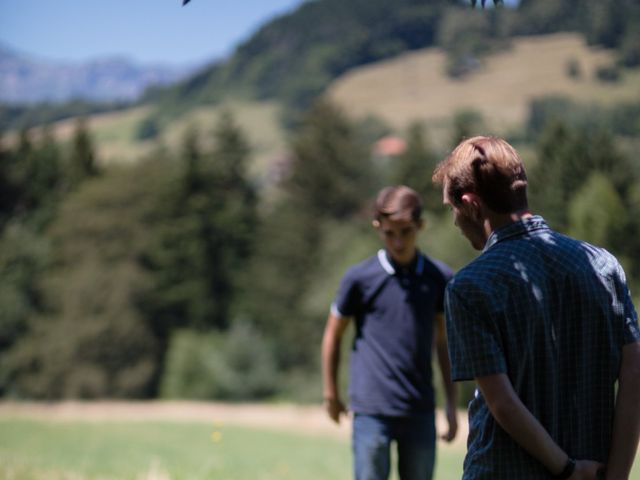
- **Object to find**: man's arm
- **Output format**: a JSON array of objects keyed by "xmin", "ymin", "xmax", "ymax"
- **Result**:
[
  {"xmin": 434, "ymin": 312, "xmax": 458, "ymax": 442},
  {"xmin": 321, "ymin": 312, "xmax": 350, "ymax": 423},
  {"xmin": 477, "ymin": 373, "xmax": 604, "ymax": 479},
  {"xmin": 605, "ymin": 341, "xmax": 640, "ymax": 480}
]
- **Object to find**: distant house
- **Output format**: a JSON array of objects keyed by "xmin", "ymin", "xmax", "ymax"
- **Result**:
[{"xmin": 373, "ymin": 135, "xmax": 406, "ymax": 158}]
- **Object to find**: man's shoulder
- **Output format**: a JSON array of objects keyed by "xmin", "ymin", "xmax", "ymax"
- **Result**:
[
  {"xmin": 342, "ymin": 252, "xmax": 386, "ymax": 282},
  {"xmin": 447, "ymin": 252, "xmax": 499, "ymax": 296},
  {"xmin": 531, "ymin": 228, "xmax": 623, "ymax": 278}
]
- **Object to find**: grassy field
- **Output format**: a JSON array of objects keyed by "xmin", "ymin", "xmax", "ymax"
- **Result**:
[
  {"xmin": 0, "ymin": 418, "xmax": 467, "ymax": 480},
  {"xmin": 1, "ymin": 417, "xmax": 638, "ymax": 480},
  {"xmin": 328, "ymin": 33, "xmax": 640, "ymax": 146},
  {"xmin": 5, "ymin": 99, "xmax": 288, "ymax": 177}
]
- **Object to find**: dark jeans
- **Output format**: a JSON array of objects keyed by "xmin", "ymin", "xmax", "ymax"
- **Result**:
[{"xmin": 352, "ymin": 412, "xmax": 436, "ymax": 480}]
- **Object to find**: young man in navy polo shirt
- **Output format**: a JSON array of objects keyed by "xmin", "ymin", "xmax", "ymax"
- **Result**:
[{"xmin": 321, "ymin": 185, "xmax": 458, "ymax": 480}]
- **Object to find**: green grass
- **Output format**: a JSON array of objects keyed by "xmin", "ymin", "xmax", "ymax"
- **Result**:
[
  {"xmin": 328, "ymin": 32, "xmax": 640, "ymax": 142},
  {"xmin": 0, "ymin": 419, "xmax": 638, "ymax": 480},
  {"xmin": 0, "ymin": 420, "xmax": 350, "ymax": 480}
]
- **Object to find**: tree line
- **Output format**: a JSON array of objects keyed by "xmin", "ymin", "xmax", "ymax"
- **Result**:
[{"xmin": 1, "ymin": 96, "xmax": 639, "ymax": 404}]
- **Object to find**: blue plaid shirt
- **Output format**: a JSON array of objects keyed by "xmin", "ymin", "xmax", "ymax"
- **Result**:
[{"xmin": 445, "ymin": 216, "xmax": 640, "ymax": 479}]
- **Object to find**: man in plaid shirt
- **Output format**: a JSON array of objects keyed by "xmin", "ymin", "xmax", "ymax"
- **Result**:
[{"xmin": 432, "ymin": 136, "xmax": 640, "ymax": 479}]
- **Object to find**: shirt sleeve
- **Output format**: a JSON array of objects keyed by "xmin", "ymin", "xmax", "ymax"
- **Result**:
[
  {"xmin": 619, "ymin": 270, "xmax": 640, "ymax": 345},
  {"xmin": 435, "ymin": 260, "xmax": 454, "ymax": 313},
  {"xmin": 331, "ymin": 268, "xmax": 360, "ymax": 318},
  {"xmin": 445, "ymin": 276, "xmax": 507, "ymax": 381}
]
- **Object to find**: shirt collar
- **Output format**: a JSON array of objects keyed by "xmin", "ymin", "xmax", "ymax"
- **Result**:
[
  {"xmin": 377, "ymin": 249, "xmax": 425, "ymax": 276},
  {"xmin": 483, "ymin": 215, "xmax": 549, "ymax": 252}
]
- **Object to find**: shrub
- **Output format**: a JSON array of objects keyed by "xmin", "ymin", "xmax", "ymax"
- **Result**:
[
  {"xmin": 160, "ymin": 322, "xmax": 279, "ymax": 400},
  {"xmin": 595, "ymin": 64, "xmax": 621, "ymax": 83},
  {"xmin": 565, "ymin": 57, "xmax": 582, "ymax": 79}
]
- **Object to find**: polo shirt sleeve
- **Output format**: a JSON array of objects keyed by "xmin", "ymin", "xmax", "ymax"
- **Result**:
[
  {"xmin": 445, "ymin": 276, "xmax": 507, "ymax": 381},
  {"xmin": 331, "ymin": 268, "xmax": 360, "ymax": 318}
]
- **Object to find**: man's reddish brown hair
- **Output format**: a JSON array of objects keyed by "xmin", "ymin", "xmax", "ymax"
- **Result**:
[{"xmin": 432, "ymin": 136, "xmax": 528, "ymax": 214}]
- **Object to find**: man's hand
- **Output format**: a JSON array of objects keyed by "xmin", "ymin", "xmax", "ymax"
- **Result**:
[
  {"xmin": 324, "ymin": 397, "xmax": 347, "ymax": 424},
  {"xmin": 440, "ymin": 401, "xmax": 458, "ymax": 442},
  {"xmin": 568, "ymin": 460, "xmax": 605, "ymax": 479}
]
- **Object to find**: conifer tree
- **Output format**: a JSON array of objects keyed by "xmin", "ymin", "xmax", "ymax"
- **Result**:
[
  {"xmin": 68, "ymin": 117, "xmax": 98, "ymax": 189},
  {"xmin": 246, "ymin": 100, "xmax": 375, "ymax": 369},
  {"xmin": 145, "ymin": 113, "xmax": 257, "ymax": 333},
  {"xmin": 287, "ymin": 100, "xmax": 374, "ymax": 220},
  {"xmin": 391, "ymin": 122, "xmax": 441, "ymax": 212}
]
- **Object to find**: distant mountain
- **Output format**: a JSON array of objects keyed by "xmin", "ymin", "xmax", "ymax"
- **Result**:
[{"xmin": 0, "ymin": 45, "xmax": 192, "ymax": 104}]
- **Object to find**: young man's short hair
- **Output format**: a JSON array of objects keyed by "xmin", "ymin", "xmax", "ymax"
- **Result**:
[
  {"xmin": 432, "ymin": 136, "xmax": 528, "ymax": 214},
  {"xmin": 374, "ymin": 185, "xmax": 423, "ymax": 223}
]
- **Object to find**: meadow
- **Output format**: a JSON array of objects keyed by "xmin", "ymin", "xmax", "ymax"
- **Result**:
[{"xmin": 1, "ymin": 411, "xmax": 638, "ymax": 480}]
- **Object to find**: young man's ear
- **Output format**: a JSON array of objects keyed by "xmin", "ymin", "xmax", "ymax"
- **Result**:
[
  {"xmin": 372, "ymin": 219, "xmax": 381, "ymax": 229},
  {"xmin": 460, "ymin": 193, "xmax": 483, "ymax": 220}
]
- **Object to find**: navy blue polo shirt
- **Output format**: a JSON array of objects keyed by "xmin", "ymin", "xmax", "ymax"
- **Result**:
[{"xmin": 332, "ymin": 249, "xmax": 453, "ymax": 417}]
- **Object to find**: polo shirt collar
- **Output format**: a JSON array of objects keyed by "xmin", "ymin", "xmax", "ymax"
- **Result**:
[
  {"xmin": 484, "ymin": 215, "xmax": 549, "ymax": 252},
  {"xmin": 377, "ymin": 249, "xmax": 425, "ymax": 275}
]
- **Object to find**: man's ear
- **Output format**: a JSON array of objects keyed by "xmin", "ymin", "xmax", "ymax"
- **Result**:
[
  {"xmin": 460, "ymin": 192, "xmax": 483, "ymax": 219},
  {"xmin": 372, "ymin": 219, "xmax": 381, "ymax": 229}
]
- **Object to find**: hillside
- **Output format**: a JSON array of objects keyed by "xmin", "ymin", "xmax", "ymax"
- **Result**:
[
  {"xmin": 8, "ymin": 34, "xmax": 638, "ymax": 180},
  {"xmin": 149, "ymin": 0, "xmax": 640, "ymax": 114},
  {"xmin": 328, "ymin": 33, "xmax": 640, "ymax": 136},
  {"xmin": 149, "ymin": 0, "xmax": 457, "ymax": 109},
  {"xmin": 11, "ymin": 100, "xmax": 288, "ymax": 182}
]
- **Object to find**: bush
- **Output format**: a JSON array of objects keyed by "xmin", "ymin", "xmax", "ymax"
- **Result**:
[
  {"xmin": 619, "ymin": 29, "xmax": 640, "ymax": 67},
  {"xmin": 160, "ymin": 322, "xmax": 279, "ymax": 400},
  {"xmin": 135, "ymin": 116, "xmax": 161, "ymax": 140},
  {"xmin": 595, "ymin": 64, "xmax": 621, "ymax": 83},
  {"xmin": 565, "ymin": 57, "xmax": 582, "ymax": 79}
]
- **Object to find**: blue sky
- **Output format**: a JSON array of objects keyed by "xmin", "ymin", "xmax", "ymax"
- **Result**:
[{"xmin": 0, "ymin": 0, "xmax": 305, "ymax": 66}]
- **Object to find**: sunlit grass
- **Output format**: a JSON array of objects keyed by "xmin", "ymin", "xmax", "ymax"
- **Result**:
[
  {"xmin": 0, "ymin": 419, "xmax": 350, "ymax": 480},
  {"xmin": 328, "ymin": 33, "xmax": 640, "ymax": 143},
  {"xmin": 0, "ymin": 417, "xmax": 637, "ymax": 480}
]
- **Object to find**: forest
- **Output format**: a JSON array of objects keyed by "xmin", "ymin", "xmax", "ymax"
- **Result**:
[{"xmin": 2, "ymin": 95, "xmax": 639, "ymax": 405}]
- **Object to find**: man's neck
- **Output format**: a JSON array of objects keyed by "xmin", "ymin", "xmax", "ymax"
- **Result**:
[
  {"xmin": 388, "ymin": 249, "xmax": 417, "ymax": 267},
  {"xmin": 485, "ymin": 209, "xmax": 533, "ymax": 237}
]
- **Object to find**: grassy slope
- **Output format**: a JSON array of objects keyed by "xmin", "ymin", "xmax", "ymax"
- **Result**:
[
  {"xmin": 8, "ymin": 100, "xmax": 288, "ymax": 182},
  {"xmin": 328, "ymin": 33, "xmax": 640, "ymax": 142}
]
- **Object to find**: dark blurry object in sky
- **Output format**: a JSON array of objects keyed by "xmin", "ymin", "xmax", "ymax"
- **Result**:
[
  {"xmin": 182, "ymin": 0, "xmax": 501, "ymax": 6},
  {"xmin": 471, "ymin": 0, "xmax": 502, "ymax": 6}
]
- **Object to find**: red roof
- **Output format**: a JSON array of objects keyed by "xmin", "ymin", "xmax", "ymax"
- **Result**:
[{"xmin": 373, "ymin": 135, "xmax": 406, "ymax": 156}]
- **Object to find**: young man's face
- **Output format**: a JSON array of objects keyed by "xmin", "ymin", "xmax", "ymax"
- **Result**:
[
  {"xmin": 374, "ymin": 217, "xmax": 422, "ymax": 265},
  {"xmin": 444, "ymin": 188, "xmax": 486, "ymax": 251}
]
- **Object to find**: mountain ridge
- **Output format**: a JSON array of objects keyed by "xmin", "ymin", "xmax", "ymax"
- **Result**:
[{"xmin": 0, "ymin": 44, "xmax": 193, "ymax": 104}]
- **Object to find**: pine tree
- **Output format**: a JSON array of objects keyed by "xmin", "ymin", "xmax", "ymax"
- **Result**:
[
  {"xmin": 391, "ymin": 122, "xmax": 441, "ymax": 212},
  {"xmin": 68, "ymin": 117, "xmax": 98, "ymax": 189},
  {"xmin": 144, "ymin": 113, "xmax": 257, "ymax": 333},
  {"xmin": 246, "ymin": 100, "xmax": 375, "ymax": 369},
  {"xmin": 287, "ymin": 100, "xmax": 375, "ymax": 220},
  {"xmin": 531, "ymin": 121, "xmax": 633, "ymax": 231}
]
